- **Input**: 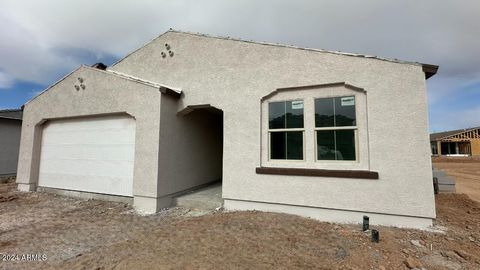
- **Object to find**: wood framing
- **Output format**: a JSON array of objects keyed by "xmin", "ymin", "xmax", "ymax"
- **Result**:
[{"xmin": 430, "ymin": 127, "xmax": 480, "ymax": 156}]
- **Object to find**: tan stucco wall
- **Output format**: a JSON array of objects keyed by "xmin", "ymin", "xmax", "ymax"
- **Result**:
[
  {"xmin": 158, "ymin": 95, "xmax": 223, "ymax": 197},
  {"xmin": 110, "ymin": 31, "xmax": 435, "ymax": 227},
  {"xmin": 0, "ymin": 119, "xmax": 22, "ymax": 176},
  {"xmin": 16, "ymin": 66, "xmax": 164, "ymax": 212}
]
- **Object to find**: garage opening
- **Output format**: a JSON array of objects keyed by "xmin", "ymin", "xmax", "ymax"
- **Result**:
[{"xmin": 37, "ymin": 115, "xmax": 135, "ymax": 197}]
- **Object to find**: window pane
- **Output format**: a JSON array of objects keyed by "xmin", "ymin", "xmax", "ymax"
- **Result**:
[
  {"xmin": 316, "ymin": 130, "xmax": 336, "ymax": 160},
  {"xmin": 270, "ymin": 131, "xmax": 303, "ymax": 160},
  {"xmin": 315, "ymin": 98, "xmax": 334, "ymax": 127},
  {"xmin": 335, "ymin": 96, "xmax": 356, "ymax": 126},
  {"xmin": 286, "ymin": 131, "xmax": 303, "ymax": 160},
  {"xmin": 335, "ymin": 130, "xmax": 356, "ymax": 160},
  {"xmin": 286, "ymin": 100, "xmax": 304, "ymax": 128},
  {"xmin": 270, "ymin": 132, "xmax": 286, "ymax": 159},
  {"xmin": 269, "ymin": 102, "xmax": 286, "ymax": 129}
]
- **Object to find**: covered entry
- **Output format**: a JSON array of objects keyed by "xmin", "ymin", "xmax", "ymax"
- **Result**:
[{"xmin": 38, "ymin": 115, "xmax": 136, "ymax": 196}]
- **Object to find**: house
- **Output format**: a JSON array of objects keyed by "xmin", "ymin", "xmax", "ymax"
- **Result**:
[
  {"xmin": 430, "ymin": 127, "xmax": 480, "ymax": 156},
  {"xmin": 16, "ymin": 30, "xmax": 438, "ymax": 228},
  {"xmin": 0, "ymin": 109, "xmax": 23, "ymax": 177}
]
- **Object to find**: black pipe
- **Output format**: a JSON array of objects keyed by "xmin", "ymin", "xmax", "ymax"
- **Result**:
[
  {"xmin": 362, "ymin": 215, "xmax": 369, "ymax": 231},
  {"xmin": 371, "ymin": 229, "xmax": 379, "ymax": 243}
]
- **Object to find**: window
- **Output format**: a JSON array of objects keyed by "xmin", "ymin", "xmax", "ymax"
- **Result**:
[
  {"xmin": 268, "ymin": 100, "xmax": 304, "ymax": 160},
  {"xmin": 315, "ymin": 96, "xmax": 356, "ymax": 161},
  {"xmin": 430, "ymin": 142, "xmax": 438, "ymax": 155}
]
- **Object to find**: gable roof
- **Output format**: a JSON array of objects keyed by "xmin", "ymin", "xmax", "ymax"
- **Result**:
[
  {"xmin": 0, "ymin": 109, "xmax": 23, "ymax": 120},
  {"xmin": 430, "ymin": 126, "xmax": 480, "ymax": 141},
  {"xmin": 111, "ymin": 29, "xmax": 438, "ymax": 79},
  {"xmin": 25, "ymin": 65, "xmax": 182, "ymax": 106}
]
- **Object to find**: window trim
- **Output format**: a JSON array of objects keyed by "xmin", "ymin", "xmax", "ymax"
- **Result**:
[
  {"xmin": 314, "ymin": 96, "xmax": 359, "ymax": 163},
  {"xmin": 267, "ymin": 99, "xmax": 306, "ymax": 161}
]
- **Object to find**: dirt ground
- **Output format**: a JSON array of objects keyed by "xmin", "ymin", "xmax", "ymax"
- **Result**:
[
  {"xmin": 433, "ymin": 157, "xmax": 480, "ymax": 202},
  {"xmin": 1, "ymin": 178, "xmax": 480, "ymax": 269}
]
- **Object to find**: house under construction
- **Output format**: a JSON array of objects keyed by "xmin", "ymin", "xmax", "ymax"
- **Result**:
[{"xmin": 430, "ymin": 127, "xmax": 480, "ymax": 156}]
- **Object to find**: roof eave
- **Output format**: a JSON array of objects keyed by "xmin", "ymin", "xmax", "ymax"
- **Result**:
[
  {"xmin": 0, "ymin": 116, "xmax": 22, "ymax": 121},
  {"xmin": 422, "ymin": 64, "xmax": 439, "ymax": 79}
]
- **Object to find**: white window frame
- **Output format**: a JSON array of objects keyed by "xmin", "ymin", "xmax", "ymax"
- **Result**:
[
  {"xmin": 314, "ymin": 96, "xmax": 358, "ymax": 163},
  {"xmin": 268, "ymin": 99, "xmax": 305, "ymax": 162}
]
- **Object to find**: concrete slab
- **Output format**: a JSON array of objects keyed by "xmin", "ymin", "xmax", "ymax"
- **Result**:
[
  {"xmin": 433, "ymin": 170, "xmax": 447, "ymax": 178},
  {"xmin": 438, "ymin": 184, "xmax": 456, "ymax": 193},
  {"xmin": 437, "ymin": 176, "xmax": 455, "ymax": 185},
  {"xmin": 173, "ymin": 183, "xmax": 223, "ymax": 210},
  {"xmin": 433, "ymin": 169, "xmax": 456, "ymax": 193}
]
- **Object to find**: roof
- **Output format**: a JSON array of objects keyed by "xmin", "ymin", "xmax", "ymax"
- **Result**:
[
  {"xmin": 103, "ymin": 68, "xmax": 181, "ymax": 97},
  {"xmin": 430, "ymin": 126, "xmax": 480, "ymax": 141},
  {"xmin": 25, "ymin": 65, "xmax": 182, "ymax": 106},
  {"xmin": 0, "ymin": 109, "xmax": 23, "ymax": 120},
  {"xmin": 111, "ymin": 29, "xmax": 439, "ymax": 79}
]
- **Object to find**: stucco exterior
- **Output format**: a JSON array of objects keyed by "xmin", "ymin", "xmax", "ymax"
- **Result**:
[
  {"xmin": 0, "ymin": 118, "xmax": 22, "ymax": 176},
  {"xmin": 17, "ymin": 66, "xmax": 170, "ymax": 212},
  {"xmin": 17, "ymin": 30, "xmax": 436, "ymax": 228}
]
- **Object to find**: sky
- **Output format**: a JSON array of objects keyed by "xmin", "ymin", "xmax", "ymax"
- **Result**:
[{"xmin": 0, "ymin": 0, "xmax": 479, "ymax": 132}]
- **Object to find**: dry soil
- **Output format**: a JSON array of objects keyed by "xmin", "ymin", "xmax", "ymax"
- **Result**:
[
  {"xmin": 433, "ymin": 158, "xmax": 480, "ymax": 202},
  {"xmin": 1, "ymin": 175, "xmax": 479, "ymax": 269}
]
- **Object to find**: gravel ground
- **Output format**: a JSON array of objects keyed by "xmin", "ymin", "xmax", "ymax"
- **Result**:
[
  {"xmin": 433, "ymin": 159, "xmax": 480, "ymax": 202},
  {"xmin": 1, "ymin": 177, "xmax": 480, "ymax": 269}
]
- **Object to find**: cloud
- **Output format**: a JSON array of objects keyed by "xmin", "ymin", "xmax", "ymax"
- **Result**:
[
  {"xmin": 0, "ymin": 71, "xmax": 14, "ymax": 89},
  {"xmin": 0, "ymin": 0, "xmax": 479, "ymax": 130},
  {"xmin": 1, "ymin": 1, "xmax": 479, "ymax": 82}
]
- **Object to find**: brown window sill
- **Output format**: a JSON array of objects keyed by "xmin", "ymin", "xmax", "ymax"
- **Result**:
[{"xmin": 256, "ymin": 167, "xmax": 379, "ymax": 179}]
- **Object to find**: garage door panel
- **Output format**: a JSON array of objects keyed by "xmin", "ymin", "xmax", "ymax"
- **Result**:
[
  {"xmin": 45, "ymin": 117, "xmax": 134, "ymax": 131},
  {"xmin": 38, "ymin": 115, "xmax": 135, "ymax": 197},
  {"xmin": 42, "ymin": 129, "xmax": 135, "ymax": 145},
  {"xmin": 39, "ymin": 144, "xmax": 135, "ymax": 161},
  {"xmin": 39, "ymin": 159, "xmax": 134, "ymax": 177},
  {"xmin": 39, "ymin": 173, "xmax": 132, "ymax": 196}
]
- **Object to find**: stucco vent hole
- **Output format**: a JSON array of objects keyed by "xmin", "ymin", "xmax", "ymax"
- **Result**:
[
  {"xmin": 78, "ymin": 77, "xmax": 84, "ymax": 83},
  {"xmin": 165, "ymin": 43, "xmax": 170, "ymax": 50},
  {"xmin": 161, "ymin": 52, "xmax": 166, "ymax": 58},
  {"xmin": 80, "ymin": 84, "xmax": 86, "ymax": 90},
  {"xmin": 169, "ymin": 50, "xmax": 174, "ymax": 57},
  {"xmin": 74, "ymin": 85, "xmax": 80, "ymax": 91}
]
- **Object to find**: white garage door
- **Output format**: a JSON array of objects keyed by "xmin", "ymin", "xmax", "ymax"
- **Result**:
[{"xmin": 38, "ymin": 115, "xmax": 135, "ymax": 196}]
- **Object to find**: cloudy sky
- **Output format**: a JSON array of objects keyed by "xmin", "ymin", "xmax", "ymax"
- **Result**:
[{"xmin": 0, "ymin": 0, "xmax": 479, "ymax": 132}]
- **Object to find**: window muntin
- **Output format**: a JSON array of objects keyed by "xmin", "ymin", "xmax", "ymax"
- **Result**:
[
  {"xmin": 268, "ymin": 100, "xmax": 304, "ymax": 160},
  {"xmin": 315, "ymin": 96, "xmax": 357, "ymax": 161}
]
